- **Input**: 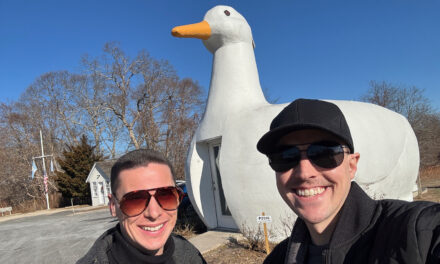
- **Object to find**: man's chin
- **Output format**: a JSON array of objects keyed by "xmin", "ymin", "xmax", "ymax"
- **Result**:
[
  {"xmin": 136, "ymin": 230, "xmax": 173, "ymax": 255},
  {"xmin": 135, "ymin": 239, "xmax": 166, "ymax": 255},
  {"xmin": 293, "ymin": 209, "xmax": 330, "ymax": 225}
]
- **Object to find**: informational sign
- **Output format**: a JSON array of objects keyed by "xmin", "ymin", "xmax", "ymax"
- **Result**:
[
  {"xmin": 258, "ymin": 212, "xmax": 272, "ymax": 255},
  {"xmin": 256, "ymin": 215, "xmax": 272, "ymax": 223}
]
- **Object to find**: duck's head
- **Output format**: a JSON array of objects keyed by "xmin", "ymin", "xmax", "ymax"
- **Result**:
[{"xmin": 172, "ymin": 5, "xmax": 254, "ymax": 53}]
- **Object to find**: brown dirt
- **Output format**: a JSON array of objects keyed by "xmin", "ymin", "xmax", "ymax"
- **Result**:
[
  {"xmin": 419, "ymin": 166, "xmax": 440, "ymax": 186},
  {"xmin": 203, "ymin": 242, "xmax": 267, "ymax": 264}
]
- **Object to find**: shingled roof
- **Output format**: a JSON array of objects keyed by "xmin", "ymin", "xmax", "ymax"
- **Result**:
[{"xmin": 94, "ymin": 159, "xmax": 117, "ymax": 180}]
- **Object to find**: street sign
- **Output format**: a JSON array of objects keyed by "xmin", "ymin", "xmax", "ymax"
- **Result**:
[{"xmin": 256, "ymin": 215, "xmax": 272, "ymax": 223}]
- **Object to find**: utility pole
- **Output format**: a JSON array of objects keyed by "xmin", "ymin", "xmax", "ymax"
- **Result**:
[{"xmin": 32, "ymin": 130, "xmax": 52, "ymax": 210}]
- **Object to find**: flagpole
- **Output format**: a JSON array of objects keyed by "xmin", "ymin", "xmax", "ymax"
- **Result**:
[{"xmin": 40, "ymin": 130, "xmax": 50, "ymax": 210}]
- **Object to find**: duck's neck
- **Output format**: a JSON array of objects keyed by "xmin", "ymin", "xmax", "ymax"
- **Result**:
[{"xmin": 198, "ymin": 42, "xmax": 268, "ymax": 138}]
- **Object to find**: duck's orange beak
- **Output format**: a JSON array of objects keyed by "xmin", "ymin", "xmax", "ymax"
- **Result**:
[{"xmin": 171, "ymin": 21, "xmax": 211, "ymax": 40}]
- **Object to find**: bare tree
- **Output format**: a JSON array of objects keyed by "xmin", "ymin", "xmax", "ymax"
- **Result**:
[
  {"xmin": 82, "ymin": 42, "xmax": 146, "ymax": 149},
  {"xmin": 100, "ymin": 111, "xmax": 125, "ymax": 158},
  {"xmin": 82, "ymin": 42, "xmax": 205, "ymax": 168},
  {"xmin": 134, "ymin": 55, "xmax": 178, "ymax": 150},
  {"xmin": 162, "ymin": 78, "xmax": 204, "ymax": 179},
  {"xmin": 0, "ymin": 41, "xmax": 205, "ymax": 211},
  {"xmin": 0, "ymin": 102, "xmax": 57, "ymax": 209},
  {"xmin": 23, "ymin": 71, "xmax": 82, "ymax": 147},
  {"xmin": 361, "ymin": 81, "xmax": 440, "ymax": 166}
]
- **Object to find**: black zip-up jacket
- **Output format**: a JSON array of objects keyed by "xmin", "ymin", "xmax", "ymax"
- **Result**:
[{"xmin": 264, "ymin": 182, "xmax": 440, "ymax": 264}]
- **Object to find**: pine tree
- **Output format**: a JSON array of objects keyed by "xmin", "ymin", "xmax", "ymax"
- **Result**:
[{"xmin": 56, "ymin": 135, "xmax": 104, "ymax": 199}]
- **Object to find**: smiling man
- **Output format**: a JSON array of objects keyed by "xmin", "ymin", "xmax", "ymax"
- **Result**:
[
  {"xmin": 78, "ymin": 149, "xmax": 206, "ymax": 264},
  {"xmin": 257, "ymin": 99, "xmax": 440, "ymax": 263}
]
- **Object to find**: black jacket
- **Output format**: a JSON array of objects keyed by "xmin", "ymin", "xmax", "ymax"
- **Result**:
[
  {"xmin": 264, "ymin": 182, "xmax": 440, "ymax": 264},
  {"xmin": 77, "ymin": 225, "xmax": 206, "ymax": 264}
]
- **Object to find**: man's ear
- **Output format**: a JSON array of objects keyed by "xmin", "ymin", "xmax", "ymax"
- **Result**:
[
  {"xmin": 348, "ymin": 153, "xmax": 360, "ymax": 180},
  {"xmin": 108, "ymin": 194, "xmax": 117, "ymax": 217}
]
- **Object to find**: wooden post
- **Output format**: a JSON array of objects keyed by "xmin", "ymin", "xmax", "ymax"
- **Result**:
[
  {"xmin": 71, "ymin": 198, "xmax": 75, "ymax": 215},
  {"xmin": 262, "ymin": 212, "xmax": 271, "ymax": 255}
]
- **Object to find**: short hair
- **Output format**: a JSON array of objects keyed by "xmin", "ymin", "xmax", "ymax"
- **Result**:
[{"xmin": 110, "ymin": 149, "xmax": 175, "ymax": 195}]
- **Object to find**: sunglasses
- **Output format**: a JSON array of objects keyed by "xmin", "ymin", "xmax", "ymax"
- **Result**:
[
  {"xmin": 268, "ymin": 141, "xmax": 350, "ymax": 172},
  {"xmin": 116, "ymin": 186, "xmax": 184, "ymax": 217}
]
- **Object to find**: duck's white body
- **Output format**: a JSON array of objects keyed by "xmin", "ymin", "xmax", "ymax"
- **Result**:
[{"xmin": 173, "ymin": 6, "xmax": 419, "ymax": 240}]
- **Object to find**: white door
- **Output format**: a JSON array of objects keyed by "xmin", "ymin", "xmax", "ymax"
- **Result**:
[
  {"xmin": 98, "ymin": 182, "xmax": 104, "ymax": 205},
  {"xmin": 208, "ymin": 141, "xmax": 237, "ymax": 230}
]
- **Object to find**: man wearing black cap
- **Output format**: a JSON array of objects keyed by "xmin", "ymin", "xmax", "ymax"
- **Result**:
[{"xmin": 257, "ymin": 99, "xmax": 440, "ymax": 263}]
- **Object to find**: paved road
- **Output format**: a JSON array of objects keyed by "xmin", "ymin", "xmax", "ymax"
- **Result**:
[{"xmin": 0, "ymin": 208, "xmax": 117, "ymax": 264}]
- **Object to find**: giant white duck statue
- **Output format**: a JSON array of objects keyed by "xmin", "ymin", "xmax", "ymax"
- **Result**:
[{"xmin": 172, "ymin": 6, "xmax": 419, "ymax": 239}]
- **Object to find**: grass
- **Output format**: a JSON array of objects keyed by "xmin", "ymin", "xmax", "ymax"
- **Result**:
[
  {"xmin": 419, "ymin": 165, "xmax": 440, "ymax": 187},
  {"xmin": 413, "ymin": 165, "xmax": 440, "ymax": 202},
  {"xmin": 3, "ymin": 193, "xmax": 63, "ymax": 214}
]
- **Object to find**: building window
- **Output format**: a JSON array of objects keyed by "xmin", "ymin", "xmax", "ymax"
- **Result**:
[
  {"xmin": 106, "ymin": 181, "xmax": 111, "ymax": 195},
  {"xmin": 92, "ymin": 182, "xmax": 98, "ymax": 197}
]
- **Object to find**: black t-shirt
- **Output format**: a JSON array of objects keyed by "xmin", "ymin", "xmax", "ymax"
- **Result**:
[{"xmin": 306, "ymin": 243, "xmax": 328, "ymax": 264}]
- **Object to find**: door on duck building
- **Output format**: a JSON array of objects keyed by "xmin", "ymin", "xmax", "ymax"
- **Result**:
[{"xmin": 208, "ymin": 140, "xmax": 237, "ymax": 230}]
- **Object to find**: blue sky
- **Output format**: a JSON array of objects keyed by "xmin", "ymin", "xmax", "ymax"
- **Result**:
[{"xmin": 1, "ymin": 0, "xmax": 439, "ymax": 109}]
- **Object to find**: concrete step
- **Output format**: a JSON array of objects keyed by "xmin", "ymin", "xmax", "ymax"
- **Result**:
[{"xmin": 189, "ymin": 230, "xmax": 244, "ymax": 254}]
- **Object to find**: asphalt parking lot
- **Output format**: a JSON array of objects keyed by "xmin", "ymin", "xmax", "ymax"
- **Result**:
[{"xmin": 0, "ymin": 208, "xmax": 117, "ymax": 264}]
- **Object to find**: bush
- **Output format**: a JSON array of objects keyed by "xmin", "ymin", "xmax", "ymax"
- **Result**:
[{"xmin": 174, "ymin": 203, "xmax": 207, "ymax": 238}]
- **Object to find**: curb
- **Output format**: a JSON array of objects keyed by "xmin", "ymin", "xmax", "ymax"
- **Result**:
[{"xmin": 0, "ymin": 205, "xmax": 107, "ymax": 223}]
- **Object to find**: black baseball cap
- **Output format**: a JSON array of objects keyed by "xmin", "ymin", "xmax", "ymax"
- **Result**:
[{"xmin": 257, "ymin": 98, "xmax": 354, "ymax": 154}]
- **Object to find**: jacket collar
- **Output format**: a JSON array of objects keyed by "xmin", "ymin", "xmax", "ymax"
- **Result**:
[
  {"xmin": 285, "ymin": 181, "xmax": 380, "ymax": 263},
  {"xmin": 329, "ymin": 182, "xmax": 378, "ymax": 247}
]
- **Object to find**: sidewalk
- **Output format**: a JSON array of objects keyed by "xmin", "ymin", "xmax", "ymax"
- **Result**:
[
  {"xmin": 189, "ymin": 230, "xmax": 244, "ymax": 254},
  {"xmin": 0, "ymin": 205, "xmax": 107, "ymax": 223}
]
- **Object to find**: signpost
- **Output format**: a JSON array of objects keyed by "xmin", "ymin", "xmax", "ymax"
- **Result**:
[{"xmin": 257, "ymin": 212, "xmax": 272, "ymax": 255}]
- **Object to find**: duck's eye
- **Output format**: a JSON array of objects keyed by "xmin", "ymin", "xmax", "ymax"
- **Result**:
[{"xmin": 224, "ymin": 10, "xmax": 230, "ymax": 16}]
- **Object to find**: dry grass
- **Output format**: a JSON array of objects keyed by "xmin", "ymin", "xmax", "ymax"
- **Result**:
[
  {"xmin": 414, "ymin": 166, "xmax": 440, "ymax": 203},
  {"xmin": 3, "ymin": 193, "xmax": 63, "ymax": 215},
  {"xmin": 414, "ymin": 188, "xmax": 440, "ymax": 203},
  {"xmin": 239, "ymin": 223, "xmax": 276, "ymax": 253},
  {"xmin": 173, "ymin": 203, "xmax": 207, "ymax": 239},
  {"xmin": 174, "ymin": 222, "xmax": 198, "ymax": 239},
  {"xmin": 419, "ymin": 166, "xmax": 440, "ymax": 187}
]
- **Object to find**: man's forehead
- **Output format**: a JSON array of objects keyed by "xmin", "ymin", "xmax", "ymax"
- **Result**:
[
  {"xmin": 116, "ymin": 163, "xmax": 174, "ymax": 195},
  {"xmin": 278, "ymin": 128, "xmax": 342, "ymax": 146}
]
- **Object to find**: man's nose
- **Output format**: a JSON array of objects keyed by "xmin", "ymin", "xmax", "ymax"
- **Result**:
[
  {"xmin": 293, "ymin": 152, "xmax": 318, "ymax": 180},
  {"xmin": 143, "ymin": 196, "xmax": 162, "ymax": 219}
]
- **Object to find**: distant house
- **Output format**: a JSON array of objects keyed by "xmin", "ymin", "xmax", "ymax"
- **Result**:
[{"xmin": 86, "ymin": 160, "xmax": 116, "ymax": 206}]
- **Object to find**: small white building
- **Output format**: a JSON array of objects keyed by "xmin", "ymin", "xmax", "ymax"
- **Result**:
[{"xmin": 86, "ymin": 160, "xmax": 116, "ymax": 206}]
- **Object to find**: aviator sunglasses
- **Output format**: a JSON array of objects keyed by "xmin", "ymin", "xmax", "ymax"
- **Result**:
[
  {"xmin": 116, "ymin": 186, "xmax": 184, "ymax": 217},
  {"xmin": 268, "ymin": 141, "xmax": 350, "ymax": 172}
]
